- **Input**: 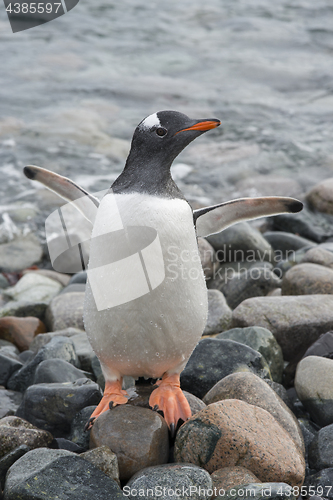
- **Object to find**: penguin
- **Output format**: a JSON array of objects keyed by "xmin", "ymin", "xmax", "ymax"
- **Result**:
[{"xmin": 24, "ymin": 110, "xmax": 303, "ymax": 433}]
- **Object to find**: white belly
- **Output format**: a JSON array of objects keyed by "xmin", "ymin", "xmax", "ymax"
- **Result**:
[{"xmin": 84, "ymin": 192, "xmax": 208, "ymax": 380}]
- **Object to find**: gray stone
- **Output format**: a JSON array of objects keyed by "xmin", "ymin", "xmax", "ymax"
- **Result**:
[
  {"xmin": 69, "ymin": 406, "xmax": 97, "ymax": 451},
  {"xmin": 3, "ymin": 273, "xmax": 62, "ymax": 304},
  {"xmin": 303, "ymin": 331, "xmax": 333, "ymax": 359},
  {"xmin": 306, "ymin": 178, "xmax": 333, "ymax": 215},
  {"xmin": 303, "ymin": 468, "xmax": 333, "ymax": 498},
  {"xmin": 282, "ymin": 263, "xmax": 333, "ymax": 295},
  {"xmin": 69, "ymin": 331, "xmax": 94, "ymax": 371},
  {"xmin": 232, "ymin": 295, "xmax": 333, "ymax": 361},
  {"xmin": 203, "ymin": 289, "xmax": 232, "ymax": 335},
  {"xmin": 45, "ymin": 292, "xmax": 85, "ymax": 331},
  {"xmin": 0, "ymin": 234, "xmax": 42, "ymax": 273},
  {"xmin": 22, "ymin": 269, "xmax": 70, "ymax": 287},
  {"xmin": 0, "ymin": 416, "xmax": 53, "ymax": 459},
  {"xmin": 33, "ymin": 358, "xmax": 90, "ymax": 384},
  {"xmin": 308, "ymin": 424, "xmax": 333, "ymax": 470},
  {"xmin": 0, "ymin": 353, "xmax": 23, "ymax": 387},
  {"xmin": 80, "ymin": 446, "xmax": 120, "ymax": 485},
  {"xmin": 0, "ymin": 444, "xmax": 30, "ymax": 489},
  {"xmin": 271, "ymin": 207, "xmax": 333, "ymax": 244},
  {"xmin": 216, "ymin": 326, "xmax": 283, "ymax": 383},
  {"xmin": 198, "ymin": 237, "xmax": 216, "ymax": 280},
  {"xmin": 16, "ymin": 379, "xmax": 101, "ymax": 436},
  {"xmin": 68, "ymin": 271, "xmax": 87, "ymax": 285},
  {"xmin": 217, "ymin": 483, "xmax": 297, "ymax": 500},
  {"xmin": 29, "ymin": 327, "xmax": 84, "ymax": 353},
  {"xmin": 3, "ymin": 448, "xmax": 123, "ymax": 499},
  {"xmin": 301, "ymin": 246, "xmax": 333, "ymax": 269},
  {"xmin": 125, "ymin": 463, "xmax": 213, "ymax": 500},
  {"xmin": 180, "ymin": 338, "xmax": 270, "ymax": 399},
  {"xmin": 0, "ymin": 300, "xmax": 48, "ymax": 321},
  {"xmin": 263, "ymin": 231, "xmax": 316, "ymax": 258},
  {"xmin": 295, "ymin": 356, "xmax": 333, "ymax": 427},
  {"xmin": 0, "ymin": 388, "xmax": 22, "ymax": 418},
  {"xmin": 7, "ymin": 336, "xmax": 78, "ymax": 392}
]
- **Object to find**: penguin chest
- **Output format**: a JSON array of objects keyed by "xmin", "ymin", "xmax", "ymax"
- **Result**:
[{"xmin": 84, "ymin": 192, "xmax": 208, "ymax": 378}]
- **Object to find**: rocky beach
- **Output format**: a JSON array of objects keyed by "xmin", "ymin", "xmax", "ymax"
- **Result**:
[{"xmin": 1, "ymin": 0, "xmax": 333, "ymax": 499}]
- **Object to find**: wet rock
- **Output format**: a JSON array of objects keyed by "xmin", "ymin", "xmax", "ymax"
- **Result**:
[
  {"xmin": 45, "ymin": 292, "xmax": 85, "ymax": 331},
  {"xmin": 33, "ymin": 358, "xmax": 90, "ymax": 384},
  {"xmin": 232, "ymin": 295, "xmax": 333, "ymax": 361},
  {"xmin": 263, "ymin": 232, "xmax": 316, "ymax": 258},
  {"xmin": 0, "ymin": 416, "xmax": 53, "ymax": 459},
  {"xmin": 80, "ymin": 446, "xmax": 120, "ymax": 485},
  {"xmin": 125, "ymin": 463, "xmax": 212, "ymax": 500},
  {"xmin": 198, "ymin": 237, "xmax": 216, "ymax": 280},
  {"xmin": 174, "ymin": 400, "xmax": 305, "ymax": 486},
  {"xmin": 218, "ymin": 482, "xmax": 298, "ymax": 500},
  {"xmin": 306, "ymin": 178, "xmax": 333, "ymax": 215},
  {"xmin": 7, "ymin": 336, "xmax": 78, "ymax": 392},
  {"xmin": 0, "ymin": 353, "xmax": 23, "ymax": 387},
  {"xmin": 0, "ymin": 444, "xmax": 30, "ymax": 489},
  {"xmin": 0, "ymin": 316, "xmax": 46, "ymax": 352},
  {"xmin": 303, "ymin": 331, "xmax": 333, "ymax": 359},
  {"xmin": 69, "ymin": 405, "xmax": 96, "ymax": 451},
  {"xmin": 0, "ymin": 300, "xmax": 48, "ymax": 321},
  {"xmin": 29, "ymin": 327, "xmax": 84, "ymax": 353},
  {"xmin": 282, "ymin": 263, "xmax": 333, "ymax": 295},
  {"xmin": 180, "ymin": 338, "xmax": 270, "ymax": 399},
  {"xmin": 303, "ymin": 468, "xmax": 333, "ymax": 498},
  {"xmin": 207, "ymin": 222, "xmax": 273, "ymax": 264},
  {"xmin": 3, "ymin": 448, "xmax": 124, "ymax": 499},
  {"xmin": 301, "ymin": 246, "xmax": 333, "ymax": 269},
  {"xmin": 211, "ymin": 466, "xmax": 260, "ymax": 495},
  {"xmin": 22, "ymin": 269, "xmax": 71, "ymax": 287},
  {"xmin": 90, "ymin": 405, "xmax": 169, "ymax": 481},
  {"xmin": 0, "ymin": 234, "xmax": 42, "ymax": 272},
  {"xmin": 203, "ymin": 372, "xmax": 304, "ymax": 453},
  {"xmin": 203, "ymin": 289, "xmax": 232, "ymax": 334},
  {"xmin": 295, "ymin": 356, "xmax": 333, "ymax": 427},
  {"xmin": 16, "ymin": 379, "xmax": 101, "ymax": 436},
  {"xmin": 0, "ymin": 388, "xmax": 22, "ymax": 418},
  {"xmin": 3, "ymin": 273, "xmax": 62, "ymax": 304},
  {"xmin": 216, "ymin": 326, "xmax": 283, "ymax": 383},
  {"xmin": 308, "ymin": 424, "xmax": 333, "ymax": 470}
]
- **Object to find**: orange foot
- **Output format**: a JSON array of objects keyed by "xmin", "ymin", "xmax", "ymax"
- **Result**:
[
  {"xmin": 149, "ymin": 373, "xmax": 191, "ymax": 434},
  {"xmin": 85, "ymin": 379, "xmax": 129, "ymax": 430}
]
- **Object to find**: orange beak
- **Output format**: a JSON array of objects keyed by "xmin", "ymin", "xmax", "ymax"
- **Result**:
[{"xmin": 176, "ymin": 119, "xmax": 221, "ymax": 134}]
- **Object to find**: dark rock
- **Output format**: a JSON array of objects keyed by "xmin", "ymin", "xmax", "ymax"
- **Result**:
[
  {"xmin": 18, "ymin": 350, "xmax": 34, "ymax": 364},
  {"xmin": 125, "ymin": 463, "xmax": 212, "ymax": 500},
  {"xmin": 33, "ymin": 358, "xmax": 90, "ymax": 384},
  {"xmin": 303, "ymin": 331, "xmax": 333, "ymax": 359},
  {"xmin": 308, "ymin": 424, "xmax": 333, "ymax": 470},
  {"xmin": 282, "ymin": 263, "xmax": 333, "ymax": 295},
  {"xmin": 90, "ymin": 405, "xmax": 169, "ymax": 481},
  {"xmin": 0, "ymin": 445, "xmax": 30, "ymax": 489},
  {"xmin": 53, "ymin": 438, "xmax": 85, "ymax": 453},
  {"xmin": 7, "ymin": 336, "xmax": 78, "ymax": 392},
  {"xmin": 0, "ymin": 353, "xmax": 23, "ymax": 387},
  {"xmin": 16, "ymin": 379, "xmax": 101, "ymax": 436},
  {"xmin": 303, "ymin": 468, "xmax": 333, "ymax": 499},
  {"xmin": 298, "ymin": 418, "xmax": 317, "ymax": 457},
  {"xmin": 295, "ymin": 356, "xmax": 333, "ymax": 427},
  {"xmin": 0, "ymin": 301, "xmax": 48, "ymax": 321},
  {"xmin": 69, "ymin": 405, "xmax": 97, "ymax": 451},
  {"xmin": 68, "ymin": 271, "xmax": 87, "ymax": 285},
  {"xmin": 68, "ymin": 331, "xmax": 95, "ymax": 372},
  {"xmin": 265, "ymin": 380, "xmax": 293, "ymax": 411},
  {"xmin": 174, "ymin": 400, "xmax": 305, "ymax": 487},
  {"xmin": 0, "ymin": 416, "xmax": 53, "ymax": 459},
  {"xmin": 216, "ymin": 326, "xmax": 283, "ymax": 383},
  {"xmin": 232, "ymin": 295, "xmax": 333, "ymax": 361},
  {"xmin": 180, "ymin": 338, "xmax": 270, "ymax": 399},
  {"xmin": 203, "ymin": 289, "xmax": 232, "ymax": 334},
  {"xmin": 217, "ymin": 482, "xmax": 298, "ymax": 500},
  {"xmin": 263, "ymin": 231, "xmax": 316, "ymax": 258},
  {"xmin": 198, "ymin": 237, "xmax": 217, "ymax": 280},
  {"xmin": 0, "ymin": 389, "xmax": 22, "ymax": 418},
  {"xmin": 3, "ymin": 448, "xmax": 124, "ymax": 499},
  {"xmin": 80, "ymin": 446, "xmax": 120, "ymax": 485},
  {"xmin": 45, "ymin": 292, "xmax": 85, "ymax": 331}
]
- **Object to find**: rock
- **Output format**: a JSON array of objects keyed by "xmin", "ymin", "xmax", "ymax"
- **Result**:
[
  {"xmin": 0, "ymin": 444, "xmax": 30, "ymax": 489},
  {"xmin": 203, "ymin": 290, "xmax": 232, "ymax": 334},
  {"xmin": 69, "ymin": 405, "xmax": 97, "ymax": 451},
  {"xmin": 211, "ymin": 466, "xmax": 260, "ymax": 494},
  {"xmin": 53, "ymin": 437, "xmax": 85, "ymax": 453},
  {"xmin": 33, "ymin": 358, "xmax": 90, "ymax": 384},
  {"xmin": 216, "ymin": 326, "xmax": 283, "ymax": 383},
  {"xmin": 232, "ymin": 295, "xmax": 333, "ymax": 360},
  {"xmin": 19, "ymin": 350, "xmax": 34, "ymax": 363},
  {"xmin": 0, "ymin": 316, "xmax": 46, "ymax": 352},
  {"xmin": 7, "ymin": 336, "xmax": 78, "ymax": 392},
  {"xmin": 180, "ymin": 338, "xmax": 270, "ymax": 399},
  {"xmin": 301, "ymin": 246, "xmax": 333, "ymax": 269},
  {"xmin": 298, "ymin": 418, "xmax": 317, "ymax": 457},
  {"xmin": 0, "ymin": 300, "xmax": 48, "ymax": 321},
  {"xmin": 217, "ymin": 482, "xmax": 298, "ymax": 500},
  {"xmin": 302, "ymin": 331, "xmax": 333, "ymax": 358},
  {"xmin": 125, "ymin": 463, "xmax": 212, "ymax": 500},
  {"xmin": 308, "ymin": 424, "xmax": 333, "ymax": 470},
  {"xmin": 263, "ymin": 232, "xmax": 316, "ymax": 258},
  {"xmin": 211, "ymin": 265, "xmax": 281, "ymax": 310},
  {"xmin": 3, "ymin": 448, "xmax": 124, "ymax": 499},
  {"xmin": 3, "ymin": 273, "xmax": 62, "ymax": 304},
  {"xmin": 306, "ymin": 178, "xmax": 333, "ymax": 215},
  {"xmin": 203, "ymin": 372, "xmax": 304, "ymax": 453},
  {"xmin": 80, "ymin": 446, "xmax": 120, "ymax": 485},
  {"xmin": 303, "ymin": 468, "xmax": 333, "ymax": 498},
  {"xmin": 0, "ymin": 234, "xmax": 42, "ymax": 272},
  {"xmin": 295, "ymin": 356, "xmax": 333, "ymax": 427},
  {"xmin": 282, "ymin": 263, "xmax": 333, "ymax": 295},
  {"xmin": 0, "ymin": 274, "xmax": 9, "ymax": 289},
  {"xmin": 183, "ymin": 391, "xmax": 206, "ymax": 416},
  {"xmin": 68, "ymin": 271, "xmax": 87, "ymax": 285},
  {"xmin": 90, "ymin": 405, "xmax": 169, "ymax": 481},
  {"xmin": 198, "ymin": 237, "xmax": 216, "ymax": 280},
  {"xmin": 207, "ymin": 222, "xmax": 273, "ymax": 264},
  {"xmin": 0, "ymin": 388, "xmax": 22, "ymax": 418},
  {"xmin": 174, "ymin": 400, "xmax": 305, "ymax": 486},
  {"xmin": 16, "ymin": 379, "xmax": 101, "ymax": 436},
  {"xmin": 0, "ymin": 416, "xmax": 53, "ymax": 459},
  {"xmin": 45, "ymin": 292, "xmax": 85, "ymax": 331},
  {"xmin": 0, "ymin": 353, "xmax": 23, "ymax": 387},
  {"xmin": 69, "ymin": 331, "xmax": 94, "ymax": 372},
  {"xmin": 29, "ymin": 327, "xmax": 84, "ymax": 353},
  {"xmin": 265, "ymin": 381, "xmax": 293, "ymax": 411},
  {"xmin": 22, "ymin": 269, "xmax": 71, "ymax": 287}
]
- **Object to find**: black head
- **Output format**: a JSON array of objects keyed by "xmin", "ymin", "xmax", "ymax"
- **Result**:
[{"xmin": 112, "ymin": 110, "xmax": 221, "ymax": 197}]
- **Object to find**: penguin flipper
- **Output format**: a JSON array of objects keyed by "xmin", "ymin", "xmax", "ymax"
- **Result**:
[
  {"xmin": 194, "ymin": 196, "xmax": 303, "ymax": 237},
  {"xmin": 24, "ymin": 165, "xmax": 99, "ymax": 224}
]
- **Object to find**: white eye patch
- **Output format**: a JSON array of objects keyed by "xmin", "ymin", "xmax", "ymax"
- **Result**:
[{"xmin": 140, "ymin": 112, "xmax": 161, "ymax": 130}]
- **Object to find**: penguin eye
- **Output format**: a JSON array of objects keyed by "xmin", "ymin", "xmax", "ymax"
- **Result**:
[{"xmin": 156, "ymin": 127, "xmax": 167, "ymax": 137}]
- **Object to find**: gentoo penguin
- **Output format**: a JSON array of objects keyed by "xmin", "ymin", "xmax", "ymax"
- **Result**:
[{"xmin": 24, "ymin": 110, "xmax": 303, "ymax": 432}]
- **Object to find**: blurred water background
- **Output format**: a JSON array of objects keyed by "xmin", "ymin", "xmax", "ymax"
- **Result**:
[{"xmin": 1, "ymin": 0, "xmax": 333, "ymax": 238}]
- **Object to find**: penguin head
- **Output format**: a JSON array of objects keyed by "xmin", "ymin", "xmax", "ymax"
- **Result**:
[{"xmin": 129, "ymin": 110, "xmax": 221, "ymax": 168}]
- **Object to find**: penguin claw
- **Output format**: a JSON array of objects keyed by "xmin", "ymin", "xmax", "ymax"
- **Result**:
[
  {"xmin": 152, "ymin": 405, "xmax": 159, "ymax": 412},
  {"xmin": 169, "ymin": 423, "xmax": 176, "ymax": 438},
  {"xmin": 109, "ymin": 401, "xmax": 114, "ymax": 410},
  {"xmin": 84, "ymin": 417, "xmax": 95, "ymax": 431},
  {"xmin": 87, "ymin": 380, "xmax": 129, "ymax": 426}
]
